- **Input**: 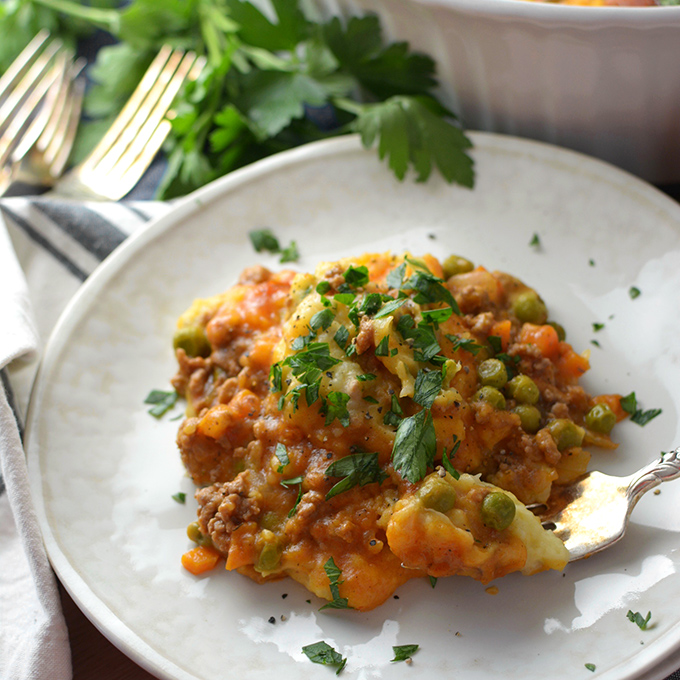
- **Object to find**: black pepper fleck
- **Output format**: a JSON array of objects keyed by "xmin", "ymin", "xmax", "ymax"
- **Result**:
[{"xmin": 268, "ymin": 616, "xmax": 276, "ymax": 624}]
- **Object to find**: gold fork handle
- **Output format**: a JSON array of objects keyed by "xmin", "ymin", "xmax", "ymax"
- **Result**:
[{"xmin": 626, "ymin": 446, "xmax": 680, "ymax": 505}]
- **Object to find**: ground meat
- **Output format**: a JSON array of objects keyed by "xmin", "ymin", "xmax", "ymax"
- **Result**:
[
  {"xmin": 238, "ymin": 265, "xmax": 272, "ymax": 285},
  {"xmin": 355, "ymin": 315, "xmax": 374, "ymax": 355},
  {"xmin": 196, "ymin": 471, "xmax": 262, "ymax": 553}
]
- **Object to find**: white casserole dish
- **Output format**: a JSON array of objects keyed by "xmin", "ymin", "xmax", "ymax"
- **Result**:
[{"xmin": 311, "ymin": 0, "xmax": 680, "ymax": 183}]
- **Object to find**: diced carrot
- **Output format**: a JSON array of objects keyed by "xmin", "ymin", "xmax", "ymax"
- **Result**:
[
  {"xmin": 519, "ymin": 323, "xmax": 560, "ymax": 359},
  {"xmin": 556, "ymin": 342, "xmax": 590, "ymax": 382},
  {"xmin": 593, "ymin": 393, "xmax": 629, "ymax": 422},
  {"xmin": 181, "ymin": 545, "xmax": 221, "ymax": 575},
  {"xmin": 490, "ymin": 319, "xmax": 512, "ymax": 351},
  {"xmin": 421, "ymin": 254, "xmax": 444, "ymax": 279},
  {"xmin": 225, "ymin": 522, "xmax": 258, "ymax": 571}
]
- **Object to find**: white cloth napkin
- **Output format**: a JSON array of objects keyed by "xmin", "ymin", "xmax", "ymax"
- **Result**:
[{"xmin": 0, "ymin": 196, "xmax": 169, "ymax": 680}]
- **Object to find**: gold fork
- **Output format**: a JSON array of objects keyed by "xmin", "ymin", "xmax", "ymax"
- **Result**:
[
  {"xmin": 0, "ymin": 54, "xmax": 85, "ymax": 194},
  {"xmin": 532, "ymin": 447, "xmax": 680, "ymax": 562},
  {"xmin": 0, "ymin": 31, "xmax": 69, "ymax": 175},
  {"xmin": 53, "ymin": 45, "xmax": 206, "ymax": 200}
]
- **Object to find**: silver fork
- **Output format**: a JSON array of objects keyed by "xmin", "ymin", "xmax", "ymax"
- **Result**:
[
  {"xmin": 0, "ymin": 31, "xmax": 68, "ymax": 174},
  {"xmin": 533, "ymin": 447, "xmax": 680, "ymax": 562},
  {"xmin": 52, "ymin": 45, "xmax": 206, "ymax": 200}
]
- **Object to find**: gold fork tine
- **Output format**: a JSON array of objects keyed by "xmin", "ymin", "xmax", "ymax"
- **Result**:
[
  {"xmin": 98, "ymin": 52, "xmax": 204, "ymax": 186},
  {"xmin": 0, "ymin": 48, "xmax": 65, "ymax": 167},
  {"xmin": 0, "ymin": 30, "xmax": 50, "ymax": 102},
  {"xmin": 80, "ymin": 45, "xmax": 175, "ymax": 172},
  {"xmin": 0, "ymin": 39, "xmax": 62, "ymax": 133}
]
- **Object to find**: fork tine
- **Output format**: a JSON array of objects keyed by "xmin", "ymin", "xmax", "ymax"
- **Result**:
[
  {"xmin": 46, "ymin": 69, "xmax": 85, "ymax": 177},
  {"xmin": 0, "ymin": 39, "xmax": 62, "ymax": 132},
  {"xmin": 89, "ymin": 48, "xmax": 188, "ymax": 177},
  {"xmin": 98, "ymin": 51, "xmax": 203, "ymax": 183},
  {"xmin": 9, "ymin": 50, "xmax": 72, "ymax": 164},
  {"xmin": 0, "ymin": 30, "xmax": 50, "ymax": 102},
  {"xmin": 0, "ymin": 49, "xmax": 64, "ymax": 167},
  {"xmin": 80, "ymin": 45, "xmax": 175, "ymax": 172}
]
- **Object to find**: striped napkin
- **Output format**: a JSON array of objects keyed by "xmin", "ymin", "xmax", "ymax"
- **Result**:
[{"xmin": 0, "ymin": 196, "xmax": 169, "ymax": 680}]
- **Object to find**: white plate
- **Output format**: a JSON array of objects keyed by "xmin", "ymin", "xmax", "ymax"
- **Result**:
[{"xmin": 26, "ymin": 133, "xmax": 680, "ymax": 680}]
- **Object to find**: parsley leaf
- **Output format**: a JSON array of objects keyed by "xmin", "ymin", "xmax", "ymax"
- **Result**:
[
  {"xmin": 172, "ymin": 492, "xmax": 186, "ymax": 504},
  {"xmin": 374, "ymin": 297, "xmax": 408, "ymax": 319},
  {"xmin": 620, "ymin": 392, "xmax": 662, "ymax": 427},
  {"xmin": 375, "ymin": 335, "xmax": 391, "ymax": 357},
  {"xmin": 627, "ymin": 610, "xmax": 652, "ymax": 630},
  {"xmin": 391, "ymin": 409, "xmax": 436, "ymax": 483},
  {"xmin": 629, "ymin": 286, "xmax": 641, "ymax": 299},
  {"xmin": 302, "ymin": 641, "xmax": 347, "ymax": 674},
  {"xmin": 275, "ymin": 442, "xmax": 290, "ymax": 473},
  {"xmin": 325, "ymin": 452, "xmax": 388, "ymax": 500},
  {"xmin": 383, "ymin": 394, "xmax": 404, "ymax": 427},
  {"xmin": 319, "ymin": 557, "xmax": 353, "ymax": 610},
  {"xmin": 323, "ymin": 391, "xmax": 351, "ymax": 427},
  {"xmin": 343, "ymin": 265, "xmax": 370, "ymax": 289},
  {"xmin": 279, "ymin": 240, "xmax": 299, "ymax": 263},
  {"xmin": 446, "ymin": 333, "xmax": 483, "ymax": 356},
  {"xmin": 585, "ymin": 663, "xmax": 596, "ymax": 672},
  {"xmin": 429, "ymin": 575, "xmax": 437, "ymax": 588},
  {"xmin": 413, "ymin": 369, "xmax": 444, "ymax": 409},
  {"xmin": 249, "ymin": 228, "xmax": 280, "ymax": 253},
  {"xmin": 386, "ymin": 262, "xmax": 407, "ymax": 290},
  {"xmin": 441, "ymin": 437, "xmax": 461, "ymax": 479},
  {"xmin": 391, "ymin": 644, "xmax": 419, "ymax": 662},
  {"xmin": 144, "ymin": 389, "xmax": 178, "ymax": 418},
  {"xmin": 529, "ymin": 233, "xmax": 541, "ymax": 247},
  {"xmin": 592, "ymin": 322, "xmax": 605, "ymax": 332}
]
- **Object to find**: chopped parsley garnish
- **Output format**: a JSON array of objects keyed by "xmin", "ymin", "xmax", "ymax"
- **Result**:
[
  {"xmin": 288, "ymin": 482, "xmax": 304, "ymax": 517},
  {"xmin": 585, "ymin": 663, "xmax": 596, "ymax": 672},
  {"xmin": 334, "ymin": 325, "xmax": 350, "ymax": 351},
  {"xmin": 592, "ymin": 322, "xmax": 605, "ymax": 332},
  {"xmin": 589, "ymin": 259, "xmax": 596, "ymax": 267},
  {"xmin": 620, "ymin": 392, "xmax": 662, "ymax": 426},
  {"xmin": 391, "ymin": 644, "xmax": 419, "ymax": 662},
  {"xmin": 429, "ymin": 576, "xmax": 437, "ymax": 588},
  {"xmin": 302, "ymin": 641, "xmax": 347, "ymax": 674},
  {"xmin": 334, "ymin": 292, "xmax": 356, "ymax": 306},
  {"xmin": 375, "ymin": 335, "xmax": 391, "ymax": 356},
  {"xmin": 323, "ymin": 391, "xmax": 351, "ymax": 427},
  {"xmin": 627, "ymin": 610, "xmax": 652, "ymax": 630},
  {"xmin": 629, "ymin": 286, "xmax": 641, "ymax": 299},
  {"xmin": 529, "ymin": 233, "xmax": 541, "ymax": 247},
  {"xmin": 383, "ymin": 394, "xmax": 404, "ymax": 427},
  {"xmin": 397, "ymin": 316, "xmax": 441, "ymax": 363},
  {"xmin": 270, "ymin": 363, "xmax": 283, "ymax": 392},
  {"xmin": 248, "ymin": 229, "xmax": 298, "ymax": 263},
  {"xmin": 413, "ymin": 369, "xmax": 444, "ymax": 409},
  {"xmin": 446, "ymin": 334, "xmax": 483, "ymax": 356},
  {"xmin": 319, "ymin": 557, "xmax": 352, "ymax": 610},
  {"xmin": 591, "ymin": 340, "xmax": 601, "ymax": 348},
  {"xmin": 357, "ymin": 373, "xmax": 377, "ymax": 382},
  {"xmin": 171, "ymin": 492, "xmax": 186, "ymax": 504},
  {"xmin": 343, "ymin": 265, "xmax": 370, "ymax": 289},
  {"xmin": 391, "ymin": 409, "xmax": 436, "ymax": 483},
  {"xmin": 360, "ymin": 292, "xmax": 384, "ymax": 316},
  {"xmin": 324, "ymin": 452, "xmax": 388, "ymax": 500},
  {"xmin": 442, "ymin": 437, "xmax": 461, "ymax": 479},
  {"xmin": 310, "ymin": 308, "xmax": 335, "ymax": 332},
  {"xmin": 374, "ymin": 297, "xmax": 408, "ymax": 319},
  {"xmin": 275, "ymin": 443, "xmax": 290, "ymax": 473},
  {"xmin": 279, "ymin": 240, "xmax": 299, "ymax": 263},
  {"xmin": 281, "ymin": 475, "xmax": 304, "ymax": 487},
  {"xmin": 249, "ymin": 228, "xmax": 280, "ymax": 253},
  {"xmin": 316, "ymin": 281, "xmax": 332, "ymax": 296},
  {"xmin": 144, "ymin": 389, "xmax": 178, "ymax": 418},
  {"xmin": 401, "ymin": 263, "xmax": 460, "ymax": 315},
  {"xmin": 421, "ymin": 307, "xmax": 453, "ymax": 327},
  {"xmin": 386, "ymin": 262, "xmax": 407, "ymax": 290}
]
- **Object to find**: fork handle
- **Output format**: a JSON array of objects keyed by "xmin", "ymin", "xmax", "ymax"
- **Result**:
[{"xmin": 627, "ymin": 447, "xmax": 680, "ymax": 503}]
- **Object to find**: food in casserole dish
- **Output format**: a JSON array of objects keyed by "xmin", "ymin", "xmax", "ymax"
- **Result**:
[{"xmin": 171, "ymin": 252, "xmax": 624, "ymax": 611}]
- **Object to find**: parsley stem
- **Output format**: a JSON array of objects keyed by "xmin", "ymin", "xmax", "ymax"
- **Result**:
[
  {"xmin": 332, "ymin": 97, "xmax": 364, "ymax": 117},
  {"xmin": 31, "ymin": 0, "xmax": 120, "ymax": 33}
]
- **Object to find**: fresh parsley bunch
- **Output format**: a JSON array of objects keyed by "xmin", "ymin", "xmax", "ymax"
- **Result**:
[{"xmin": 22, "ymin": 0, "xmax": 474, "ymax": 198}]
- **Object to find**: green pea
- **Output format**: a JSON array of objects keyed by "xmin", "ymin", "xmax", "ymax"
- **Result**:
[
  {"xmin": 505, "ymin": 374, "xmax": 539, "ymax": 405},
  {"xmin": 473, "ymin": 386, "xmax": 506, "ymax": 410},
  {"xmin": 547, "ymin": 418, "xmax": 585, "ymax": 451},
  {"xmin": 418, "ymin": 479, "xmax": 457, "ymax": 514},
  {"xmin": 173, "ymin": 325, "xmax": 211, "ymax": 358},
  {"xmin": 481, "ymin": 492, "xmax": 516, "ymax": 531},
  {"xmin": 256, "ymin": 542, "xmax": 282, "ymax": 573},
  {"xmin": 512, "ymin": 291, "xmax": 548, "ymax": 325},
  {"xmin": 187, "ymin": 521, "xmax": 212, "ymax": 547},
  {"xmin": 585, "ymin": 403, "xmax": 617, "ymax": 434},
  {"xmin": 547, "ymin": 321, "xmax": 566, "ymax": 342},
  {"xmin": 513, "ymin": 404, "xmax": 542, "ymax": 434},
  {"xmin": 442, "ymin": 254, "xmax": 474, "ymax": 278},
  {"xmin": 477, "ymin": 358, "xmax": 508, "ymax": 389}
]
